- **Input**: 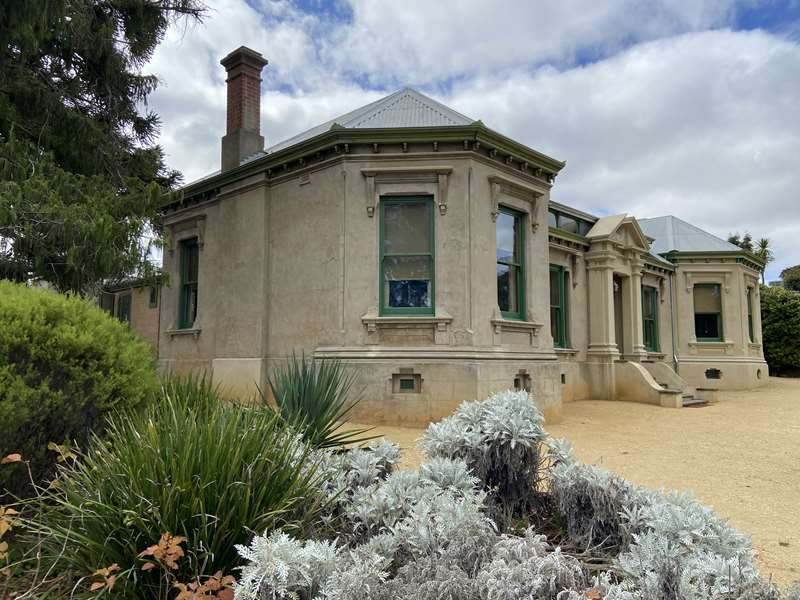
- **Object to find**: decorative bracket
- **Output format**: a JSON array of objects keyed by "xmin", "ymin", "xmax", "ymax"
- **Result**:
[
  {"xmin": 365, "ymin": 174, "xmax": 376, "ymax": 217},
  {"xmin": 487, "ymin": 175, "xmax": 544, "ymax": 230},
  {"xmin": 437, "ymin": 173, "xmax": 449, "ymax": 215}
]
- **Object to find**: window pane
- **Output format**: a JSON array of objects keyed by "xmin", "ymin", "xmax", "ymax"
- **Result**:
[
  {"xmin": 550, "ymin": 307, "xmax": 560, "ymax": 342},
  {"xmin": 187, "ymin": 285, "xmax": 198, "ymax": 325},
  {"xmin": 695, "ymin": 314, "xmax": 719, "ymax": 339},
  {"xmin": 642, "ymin": 287, "xmax": 655, "ymax": 319},
  {"xmin": 383, "ymin": 202, "xmax": 430, "ymax": 254},
  {"xmin": 578, "ymin": 221, "xmax": 592, "ymax": 236},
  {"xmin": 694, "ymin": 285, "xmax": 721, "ymax": 313},
  {"xmin": 183, "ymin": 240, "xmax": 199, "ymax": 284},
  {"xmin": 548, "ymin": 211, "xmax": 558, "ymax": 227},
  {"xmin": 383, "ymin": 256, "xmax": 432, "ymax": 308},
  {"xmin": 558, "ymin": 215, "xmax": 578, "ymax": 234},
  {"xmin": 496, "ymin": 212, "xmax": 517, "ymax": 263},
  {"xmin": 550, "ymin": 269, "xmax": 561, "ymax": 306},
  {"xmin": 497, "ymin": 263, "xmax": 519, "ymax": 313}
]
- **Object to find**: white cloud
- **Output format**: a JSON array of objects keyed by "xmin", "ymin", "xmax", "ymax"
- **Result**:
[{"xmin": 145, "ymin": 1, "xmax": 800, "ymax": 279}]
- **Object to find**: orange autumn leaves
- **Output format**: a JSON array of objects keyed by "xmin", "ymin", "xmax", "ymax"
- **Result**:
[{"xmin": 89, "ymin": 533, "xmax": 235, "ymax": 598}]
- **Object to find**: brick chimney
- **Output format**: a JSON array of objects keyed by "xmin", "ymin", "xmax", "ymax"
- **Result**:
[{"xmin": 220, "ymin": 46, "xmax": 268, "ymax": 172}]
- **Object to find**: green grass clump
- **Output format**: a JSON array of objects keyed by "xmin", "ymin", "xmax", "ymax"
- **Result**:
[{"xmin": 23, "ymin": 376, "xmax": 327, "ymax": 598}]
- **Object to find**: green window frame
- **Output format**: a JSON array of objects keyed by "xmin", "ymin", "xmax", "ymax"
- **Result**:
[
  {"xmin": 747, "ymin": 287, "xmax": 754, "ymax": 342},
  {"xmin": 179, "ymin": 237, "xmax": 199, "ymax": 329},
  {"xmin": 496, "ymin": 206, "xmax": 525, "ymax": 320},
  {"xmin": 642, "ymin": 285, "xmax": 659, "ymax": 352},
  {"xmin": 379, "ymin": 196, "xmax": 435, "ymax": 315},
  {"xmin": 550, "ymin": 265, "xmax": 569, "ymax": 348},
  {"xmin": 694, "ymin": 283, "xmax": 723, "ymax": 341},
  {"xmin": 116, "ymin": 293, "xmax": 132, "ymax": 325}
]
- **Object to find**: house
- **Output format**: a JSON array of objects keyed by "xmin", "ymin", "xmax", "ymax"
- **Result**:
[
  {"xmin": 157, "ymin": 46, "xmax": 767, "ymax": 424},
  {"xmin": 100, "ymin": 279, "xmax": 161, "ymax": 352}
]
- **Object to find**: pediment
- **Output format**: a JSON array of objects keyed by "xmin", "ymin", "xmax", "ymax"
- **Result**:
[{"xmin": 586, "ymin": 214, "xmax": 650, "ymax": 251}]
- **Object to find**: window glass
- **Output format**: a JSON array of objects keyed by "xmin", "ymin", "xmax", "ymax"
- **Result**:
[
  {"xmin": 548, "ymin": 210, "xmax": 558, "ymax": 228},
  {"xmin": 642, "ymin": 285, "xmax": 659, "ymax": 352},
  {"xmin": 496, "ymin": 208, "xmax": 524, "ymax": 318},
  {"xmin": 380, "ymin": 199, "xmax": 434, "ymax": 314},
  {"xmin": 117, "ymin": 293, "xmax": 132, "ymax": 324},
  {"xmin": 694, "ymin": 284, "xmax": 722, "ymax": 340},
  {"xmin": 550, "ymin": 266, "xmax": 568, "ymax": 347},
  {"xmin": 383, "ymin": 256, "xmax": 432, "ymax": 308},
  {"xmin": 577, "ymin": 220, "xmax": 593, "ymax": 236},
  {"xmin": 383, "ymin": 202, "xmax": 431, "ymax": 253},
  {"xmin": 149, "ymin": 286, "xmax": 159, "ymax": 308},
  {"xmin": 557, "ymin": 214, "xmax": 578, "ymax": 234},
  {"xmin": 180, "ymin": 238, "xmax": 199, "ymax": 329}
]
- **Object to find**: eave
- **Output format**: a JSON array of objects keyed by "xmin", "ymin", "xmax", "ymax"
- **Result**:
[
  {"xmin": 165, "ymin": 123, "xmax": 566, "ymax": 211},
  {"xmin": 662, "ymin": 250, "xmax": 764, "ymax": 272}
]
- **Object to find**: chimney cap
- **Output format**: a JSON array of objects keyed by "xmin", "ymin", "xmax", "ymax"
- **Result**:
[{"xmin": 220, "ymin": 46, "xmax": 268, "ymax": 71}]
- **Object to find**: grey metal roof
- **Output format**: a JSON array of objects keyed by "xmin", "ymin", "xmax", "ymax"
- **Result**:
[
  {"xmin": 265, "ymin": 88, "xmax": 477, "ymax": 154},
  {"xmin": 638, "ymin": 215, "xmax": 742, "ymax": 255}
]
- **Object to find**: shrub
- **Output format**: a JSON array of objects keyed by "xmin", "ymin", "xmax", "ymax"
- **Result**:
[
  {"xmin": 760, "ymin": 285, "xmax": 800, "ymax": 374},
  {"xmin": 419, "ymin": 389, "xmax": 548, "ymax": 522},
  {"xmin": 24, "ymin": 377, "xmax": 327, "ymax": 599},
  {"xmin": 268, "ymin": 353, "xmax": 373, "ymax": 449},
  {"xmin": 548, "ymin": 441, "xmax": 638, "ymax": 550},
  {"xmin": 0, "ymin": 280, "xmax": 158, "ymax": 498}
]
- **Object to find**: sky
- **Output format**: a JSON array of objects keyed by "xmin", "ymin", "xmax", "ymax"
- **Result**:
[{"xmin": 146, "ymin": 0, "xmax": 800, "ymax": 281}]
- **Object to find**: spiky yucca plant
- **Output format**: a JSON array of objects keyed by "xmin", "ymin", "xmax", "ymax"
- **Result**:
[{"xmin": 268, "ymin": 353, "xmax": 374, "ymax": 449}]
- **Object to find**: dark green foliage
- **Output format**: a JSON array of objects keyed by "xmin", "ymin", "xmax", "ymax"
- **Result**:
[
  {"xmin": 0, "ymin": 0, "xmax": 203, "ymax": 292},
  {"xmin": 728, "ymin": 232, "xmax": 754, "ymax": 252},
  {"xmin": 0, "ymin": 134, "xmax": 161, "ymax": 295},
  {"xmin": 0, "ymin": 0, "xmax": 202, "ymax": 183},
  {"xmin": 268, "ymin": 353, "xmax": 374, "ymax": 449},
  {"xmin": 24, "ymin": 376, "xmax": 327, "ymax": 599},
  {"xmin": 760, "ymin": 284, "xmax": 800, "ymax": 374},
  {"xmin": 781, "ymin": 265, "xmax": 800, "ymax": 292},
  {"xmin": 0, "ymin": 280, "xmax": 158, "ymax": 499}
]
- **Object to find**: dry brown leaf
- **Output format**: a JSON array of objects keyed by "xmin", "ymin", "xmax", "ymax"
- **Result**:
[
  {"xmin": 0, "ymin": 454, "xmax": 21, "ymax": 464},
  {"xmin": 584, "ymin": 588, "xmax": 602, "ymax": 599}
]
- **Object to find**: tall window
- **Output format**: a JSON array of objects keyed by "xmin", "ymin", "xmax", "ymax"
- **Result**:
[
  {"xmin": 179, "ymin": 238, "xmax": 199, "ymax": 329},
  {"xmin": 747, "ymin": 287, "xmax": 754, "ymax": 342},
  {"xmin": 642, "ymin": 285, "xmax": 659, "ymax": 352},
  {"xmin": 496, "ymin": 207, "xmax": 525, "ymax": 320},
  {"xmin": 149, "ymin": 285, "xmax": 159, "ymax": 309},
  {"xmin": 117, "ymin": 293, "xmax": 132, "ymax": 324},
  {"xmin": 380, "ymin": 197, "xmax": 434, "ymax": 315},
  {"xmin": 550, "ymin": 265, "xmax": 569, "ymax": 348},
  {"xmin": 694, "ymin": 283, "xmax": 722, "ymax": 341}
]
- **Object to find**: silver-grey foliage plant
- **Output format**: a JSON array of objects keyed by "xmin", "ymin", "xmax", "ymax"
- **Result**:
[{"xmin": 235, "ymin": 389, "xmax": 792, "ymax": 600}]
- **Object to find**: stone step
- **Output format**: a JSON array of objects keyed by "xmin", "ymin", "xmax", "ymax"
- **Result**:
[{"xmin": 682, "ymin": 396, "xmax": 709, "ymax": 408}]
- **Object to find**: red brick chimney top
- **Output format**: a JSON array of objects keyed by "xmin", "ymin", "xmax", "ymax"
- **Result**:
[{"xmin": 220, "ymin": 46, "xmax": 268, "ymax": 135}]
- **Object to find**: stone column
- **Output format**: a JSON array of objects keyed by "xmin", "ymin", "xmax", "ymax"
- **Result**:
[
  {"xmin": 628, "ymin": 258, "xmax": 648, "ymax": 360},
  {"xmin": 586, "ymin": 255, "xmax": 618, "ymax": 357}
]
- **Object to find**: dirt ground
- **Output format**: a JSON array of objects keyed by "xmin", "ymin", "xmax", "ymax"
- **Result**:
[{"xmin": 347, "ymin": 376, "xmax": 800, "ymax": 586}]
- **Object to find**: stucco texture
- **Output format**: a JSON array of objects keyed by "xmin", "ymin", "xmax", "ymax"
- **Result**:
[{"xmin": 349, "ymin": 376, "xmax": 800, "ymax": 586}]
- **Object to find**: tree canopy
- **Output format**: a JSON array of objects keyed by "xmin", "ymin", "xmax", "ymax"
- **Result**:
[
  {"xmin": 781, "ymin": 265, "xmax": 800, "ymax": 292},
  {"xmin": 728, "ymin": 231, "xmax": 773, "ymax": 284},
  {"xmin": 0, "ymin": 0, "xmax": 204, "ymax": 294},
  {"xmin": 760, "ymin": 284, "xmax": 800, "ymax": 375}
]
